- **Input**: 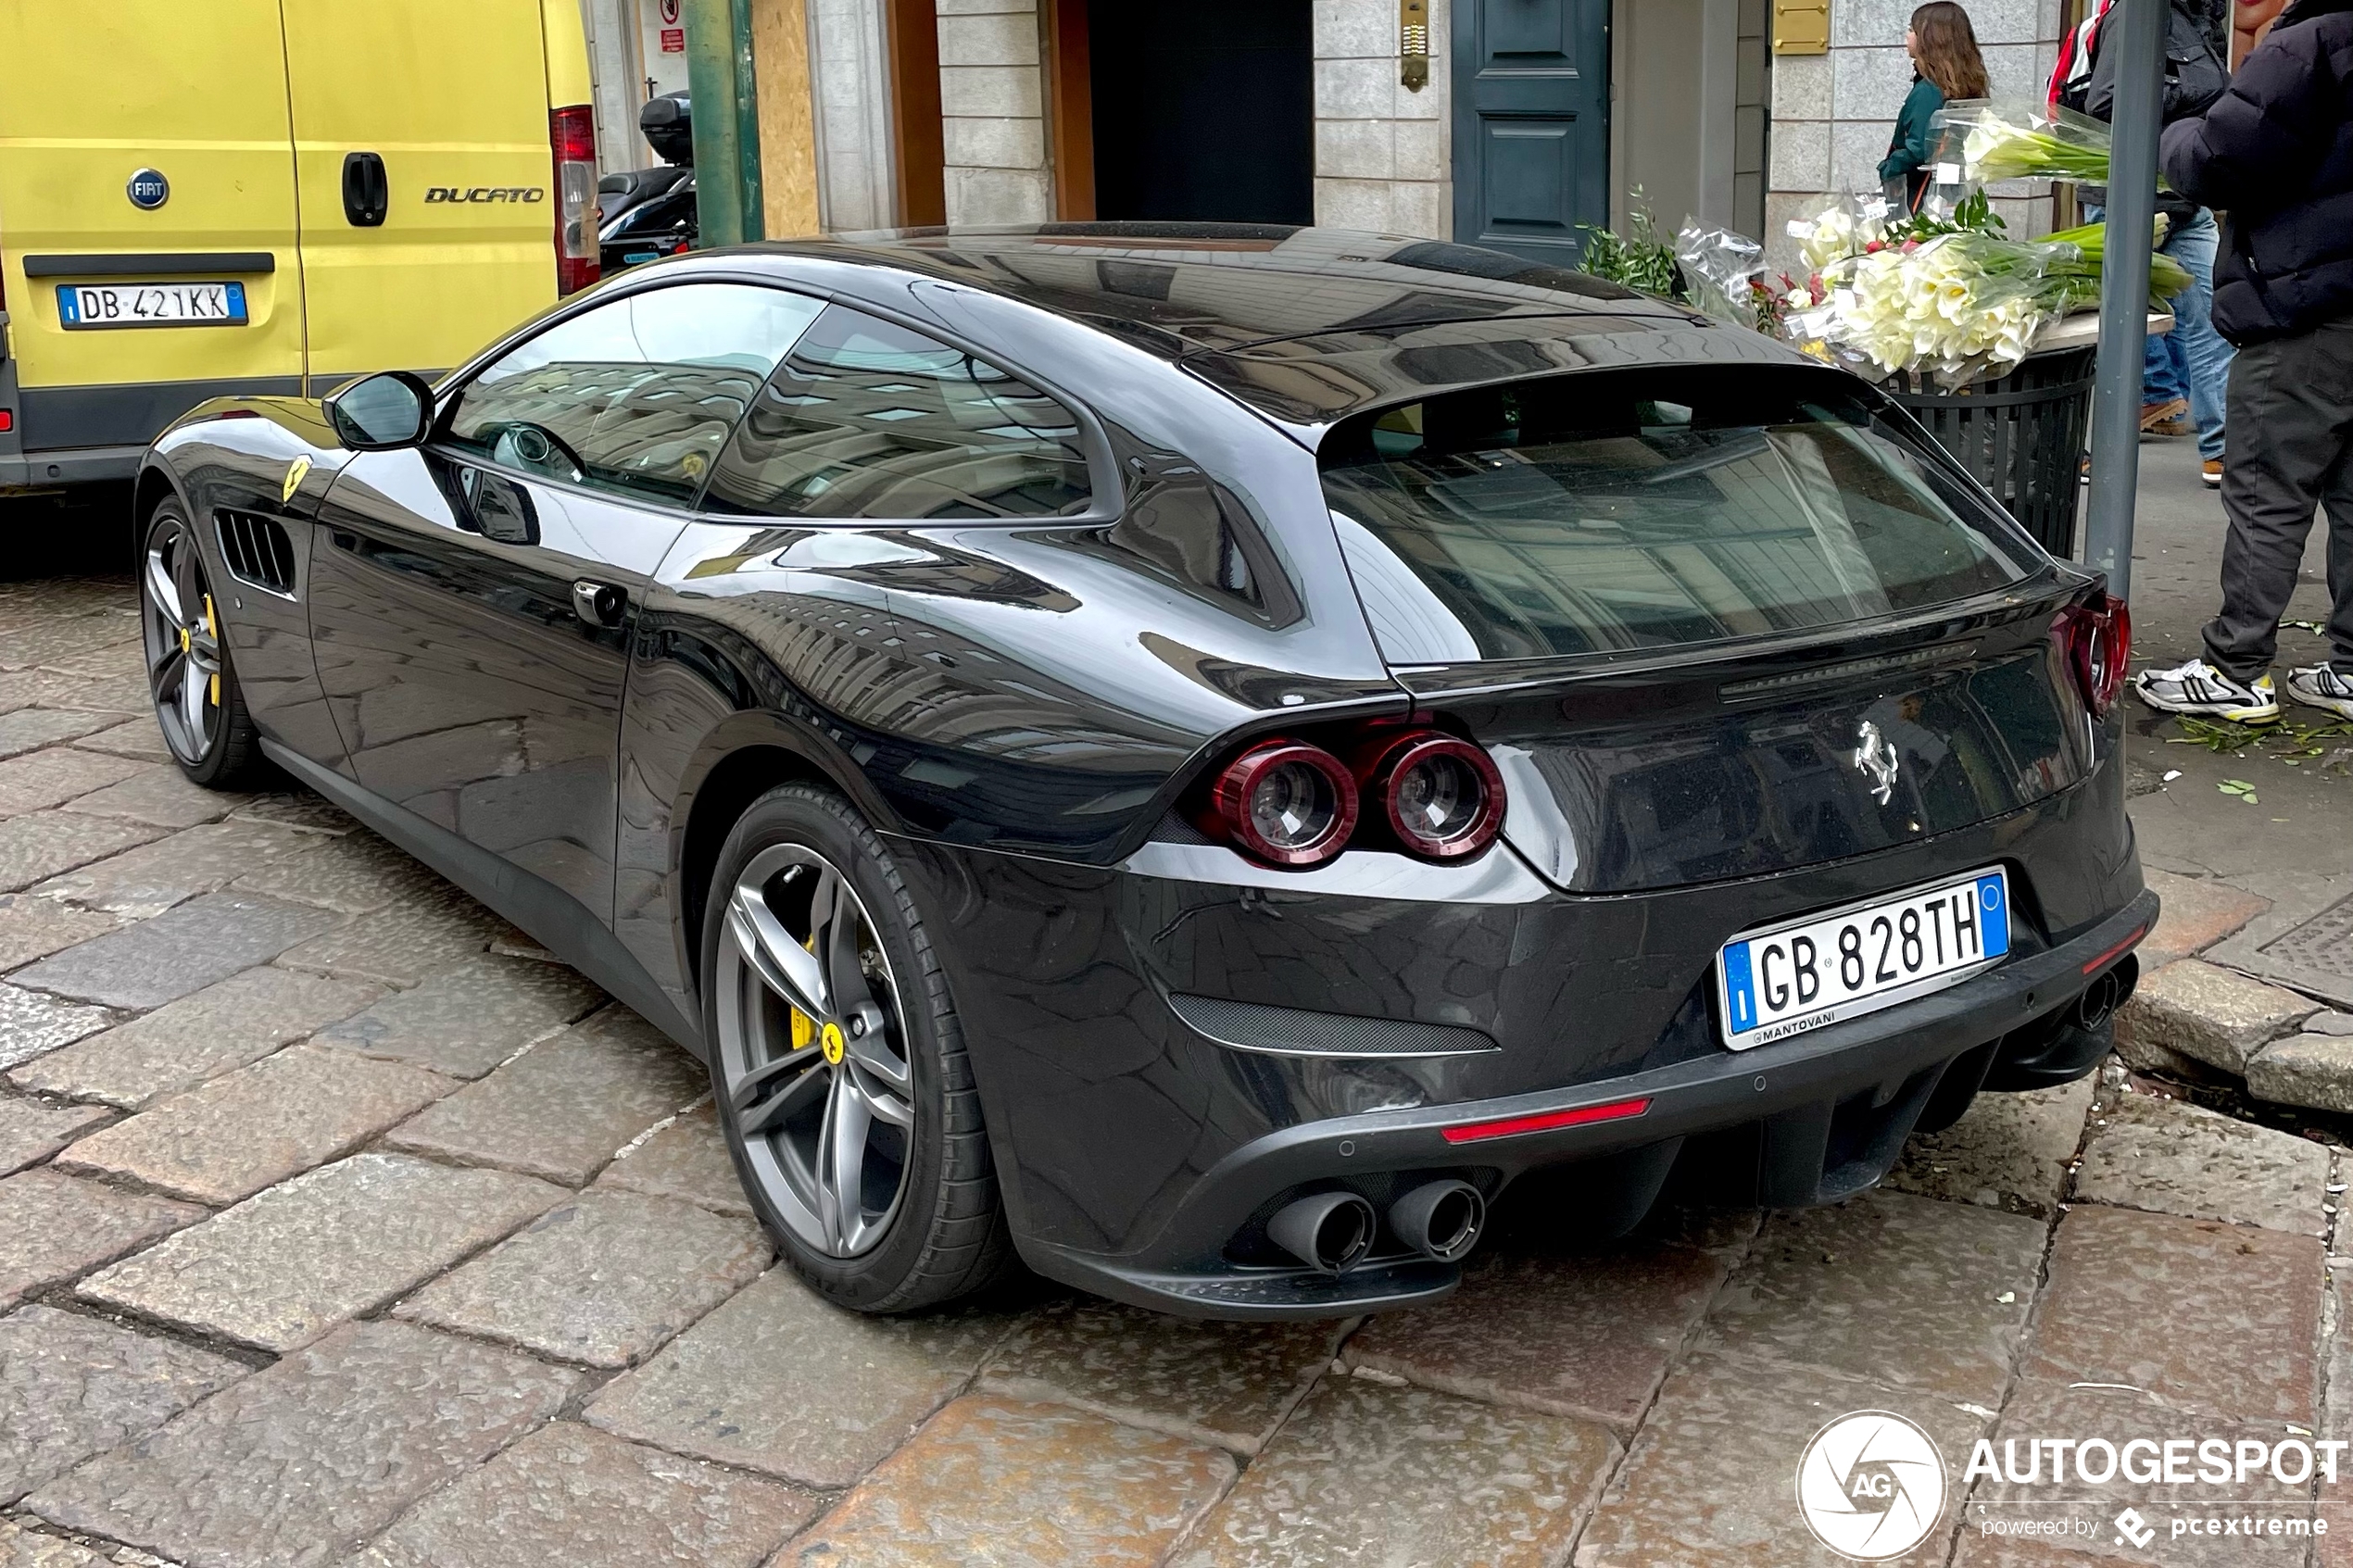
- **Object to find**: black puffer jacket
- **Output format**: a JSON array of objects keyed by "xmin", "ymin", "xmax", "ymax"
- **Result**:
[{"xmin": 2161, "ymin": 0, "xmax": 2353, "ymax": 344}]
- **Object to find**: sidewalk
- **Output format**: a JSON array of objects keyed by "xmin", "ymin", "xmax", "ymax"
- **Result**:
[
  {"xmin": 0, "ymin": 457, "xmax": 2347, "ymax": 1566},
  {"xmin": 2113, "ymin": 436, "xmax": 2353, "ymax": 1108}
]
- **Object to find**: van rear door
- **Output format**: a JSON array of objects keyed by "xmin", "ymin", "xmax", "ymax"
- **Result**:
[
  {"xmin": 280, "ymin": 0, "xmax": 558, "ymax": 392},
  {"xmin": 0, "ymin": 0, "xmax": 305, "ymax": 467}
]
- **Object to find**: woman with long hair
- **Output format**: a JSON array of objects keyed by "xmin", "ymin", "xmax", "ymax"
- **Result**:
[{"xmin": 1881, "ymin": 3, "xmax": 1991, "ymax": 210}]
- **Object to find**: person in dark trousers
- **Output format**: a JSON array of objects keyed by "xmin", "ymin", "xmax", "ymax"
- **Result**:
[
  {"xmin": 1881, "ymin": 3, "xmax": 1990, "ymax": 212},
  {"xmin": 2081, "ymin": 0, "xmax": 2234, "ymax": 483},
  {"xmin": 2136, "ymin": 0, "xmax": 2353, "ymax": 723}
]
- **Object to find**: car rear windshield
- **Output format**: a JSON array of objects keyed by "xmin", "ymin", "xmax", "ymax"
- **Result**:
[{"xmin": 1319, "ymin": 367, "xmax": 2035, "ymax": 665}]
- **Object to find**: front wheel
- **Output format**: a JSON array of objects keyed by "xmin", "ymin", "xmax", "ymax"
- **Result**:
[
  {"xmin": 700, "ymin": 784, "xmax": 1012, "ymax": 1311},
  {"xmin": 139, "ymin": 502, "xmax": 267, "ymax": 788}
]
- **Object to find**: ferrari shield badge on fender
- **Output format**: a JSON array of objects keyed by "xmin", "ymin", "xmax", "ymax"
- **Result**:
[{"xmin": 282, "ymin": 456, "xmax": 311, "ymax": 504}]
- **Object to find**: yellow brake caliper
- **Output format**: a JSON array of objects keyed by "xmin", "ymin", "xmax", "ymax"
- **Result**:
[
  {"xmin": 203, "ymin": 595, "xmax": 220, "ymax": 707},
  {"xmin": 789, "ymin": 933, "xmax": 818, "ymax": 1050}
]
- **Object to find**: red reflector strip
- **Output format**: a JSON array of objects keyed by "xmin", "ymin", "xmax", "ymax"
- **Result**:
[
  {"xmin": 2081, "ymin": 924, "xmax": 2147, "ymax": 976},
  {"xmin": 1441, "ymin": 1097, "xmax": 1652, "ymax": 1144},
  {"xmin": 0, "ymin": 410, "xmax": 12, "ymax": 433}
]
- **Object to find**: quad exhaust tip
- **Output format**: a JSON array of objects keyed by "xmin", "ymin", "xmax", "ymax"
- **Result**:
[
  {"xmin": 2077, "ymin": 968, "xmax": 2124, "ymax": 1031},
  {"xmin": 1390, "ymin": 1179, "xmax": 1485, "ymax": 1263},
  {"xmin": 1268, "ymin": 1191, "xmax": 1377, "ymax": 1274}
]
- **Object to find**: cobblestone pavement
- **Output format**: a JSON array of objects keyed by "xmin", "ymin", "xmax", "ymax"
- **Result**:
[{"xmin": 3, "ymin": 567, "xmax": 2350, "ymax": 1568}]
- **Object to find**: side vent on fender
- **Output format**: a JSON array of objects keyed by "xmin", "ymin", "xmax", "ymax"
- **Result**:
[{"xmin": 216, "ymin": 509, "xmax": 297, "ymax": 596}]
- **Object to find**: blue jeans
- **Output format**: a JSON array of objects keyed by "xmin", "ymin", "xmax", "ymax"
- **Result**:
[{"xmin": 2087, "ymin": 205, "xmax": 2233, "ymax": 460}]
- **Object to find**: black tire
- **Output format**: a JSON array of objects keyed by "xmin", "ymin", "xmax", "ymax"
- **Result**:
[
  {"xmin": 699, "ymin": 783, "xmax": 1013, "ymax": 1311},
  {"xmin": 139, "ymin": 501, "xmax": 270, "ymax": 789}
]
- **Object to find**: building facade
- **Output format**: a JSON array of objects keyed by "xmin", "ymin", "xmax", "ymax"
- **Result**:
[
  {"xmin": 581, "ymin": 0, "xmax": 696, "ymax": 173},
  {"xmin": 606, "ymin": 0, "xmax": 2070, "ymax": 269}
]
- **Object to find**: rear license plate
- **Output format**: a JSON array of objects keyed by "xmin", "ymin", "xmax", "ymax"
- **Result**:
[
  {"xmin": 57, "ymin": 282, "xmax": 247, "ymax": 330},
  {"xmin": 1717, "ymin": 869, "xmax": 2010, "ymax": 1049}
]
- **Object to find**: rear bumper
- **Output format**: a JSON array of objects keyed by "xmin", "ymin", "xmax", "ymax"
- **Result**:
[
  {"xmin": 2, "ymin": 375, "xmax": 303, "ymax": 489},
  {"xmin": 1022, "ymin": 887, "xmax": 2155, "ymax": 1319},
  {"xmin": 0, "ymin": 445, "xmax": 145, "ymax": 488}
]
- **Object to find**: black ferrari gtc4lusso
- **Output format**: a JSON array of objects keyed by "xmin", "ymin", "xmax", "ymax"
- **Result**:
[{"xmin": 132, "ymin": 224, "xmax": 2152, "ymax": 1319}]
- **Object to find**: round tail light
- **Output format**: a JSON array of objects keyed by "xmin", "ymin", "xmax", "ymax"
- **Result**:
[
  {"xmin": 1208, "ymin": 740, "xmax": 1358, "ymax": 867},
  {"xmin": 1365, "ymin": 732, "xmax": 1505, "ymax": 859}
]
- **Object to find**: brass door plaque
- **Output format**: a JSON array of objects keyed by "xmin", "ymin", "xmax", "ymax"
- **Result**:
[
  {"xmin": 1774, "ymin": 0, "xmax": 1831, "ymax": 55},
  {"xmin": 1401, "ymin": 0, "xmax": 1429, "ymax": 90}
]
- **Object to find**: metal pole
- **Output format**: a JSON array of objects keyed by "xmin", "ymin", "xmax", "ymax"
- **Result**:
[
  {"xmin": 683, "ymin": 0, "xmax": 764, "ymax": 246},
  {"xmin": 2082, "ymin": 0, "xmax": 2166, "ymax": 601}
]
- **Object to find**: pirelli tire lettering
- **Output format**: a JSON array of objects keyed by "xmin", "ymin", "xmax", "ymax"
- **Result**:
[{"xmin": 423, "ymin": 186, "xmax": 547, "ymax": 203}]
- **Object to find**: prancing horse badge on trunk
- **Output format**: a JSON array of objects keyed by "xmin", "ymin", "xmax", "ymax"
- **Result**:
[{"xmin": 1852, "ymin": 719, "xmax": 1900, "ymax": 805}]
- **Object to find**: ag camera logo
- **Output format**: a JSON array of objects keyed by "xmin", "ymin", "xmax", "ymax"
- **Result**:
[{"xmin": 1796, "ymin": 1411, "xmax": 1948, "ymax": 1561}]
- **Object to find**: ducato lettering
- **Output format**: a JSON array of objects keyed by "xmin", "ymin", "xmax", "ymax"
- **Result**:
[{"xmin": 422, "ymin": 186, "xmax": 547, "ymax": 204}]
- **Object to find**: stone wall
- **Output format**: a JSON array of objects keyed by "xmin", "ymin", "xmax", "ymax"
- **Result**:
[
  {"xmin": 1311, "ymin": 0, "xmax": 1452, "ymax": 239},
  {"xmin": 937, "ymin": 0, "xmax": 1051, "ymax": 226},
  {"xmin": 923, "ymin": 0, "xmax": 1455, "ymax": 237},
  {"xmin": 809, "ymin": 0, "xmax": 898, "ymax": 232},
  {"xmin": 1767, "ymin": 0, "xmax": 2065, "ymax": 269}
]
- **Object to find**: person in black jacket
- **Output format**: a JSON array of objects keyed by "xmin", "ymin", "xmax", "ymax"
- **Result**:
[
  {"xmin": 2082, "ymin": 0, "xmax": 2234, "ymax": 482},
  {"xmin": 2135, "ymin": 0, "xmax": 2353, "ymax": 723}
]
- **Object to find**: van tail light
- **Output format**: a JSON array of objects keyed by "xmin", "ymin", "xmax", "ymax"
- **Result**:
[
  {"xmin": 1202, "ymin": 740, "xmax": 1359, "ymax": 868},
  {"xmin": 1352, "ymin": 730, "xmax": 1507, "ymax": 860},
  {"xmin": 551, "ymin": 105, "xmax": 599, "ymax": 296},
  {"xmin": 1195, "ymin": 723, "xmax": 1506, "ymax": 869},
  {"xmin": 2057, "ymin": 592, "xmax": 2132, "ymax": 718}
]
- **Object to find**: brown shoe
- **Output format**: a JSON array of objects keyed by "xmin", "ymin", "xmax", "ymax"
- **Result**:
[
  {"xmin": 2140, "ymin": 397, "xmax": 2190, "ymax": 433},
  {"xmin": 2149, "ymin": 413, "xmax": 2195, "ymax": 437},
  {"xmin": 2202, "ymin": 458, "xmax": 2223, "ymax": 488}
]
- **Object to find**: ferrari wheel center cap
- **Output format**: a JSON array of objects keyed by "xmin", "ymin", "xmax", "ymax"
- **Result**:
[{"xmin": 819, "ymin": 1021, "xmax": 847, "ymax": 1066}]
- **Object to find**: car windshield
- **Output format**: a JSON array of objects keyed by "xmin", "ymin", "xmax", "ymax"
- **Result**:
[{"xmin": 1319, "ymin": 367, "xmax": 2035, "ymax": 665}]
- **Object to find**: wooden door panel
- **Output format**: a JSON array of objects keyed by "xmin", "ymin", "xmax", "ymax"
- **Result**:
[
  {"xmin": 1482, "ymin": 124, "xmax": 1579, "ymax": 243},
  {"xmin": 1453, "ymin": 0, "xmax": 1609, "ymax": 265}
]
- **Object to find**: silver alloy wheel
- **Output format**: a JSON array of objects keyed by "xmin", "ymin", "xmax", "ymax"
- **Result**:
[
  {"xmin": 141, "ymin": 517, "xmax": 221, "ymax": 766},
  {"xmin": 715, "ymin": 844, "xmax": 916, "ymax": 1258}
]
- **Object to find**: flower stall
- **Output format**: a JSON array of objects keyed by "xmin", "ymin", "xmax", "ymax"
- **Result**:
[{"xmin": 1652, "ymin": 103, "xmax": 2186, "ymax": 556}]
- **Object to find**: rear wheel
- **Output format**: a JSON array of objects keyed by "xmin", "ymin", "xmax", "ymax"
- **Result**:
[
  {"xmin": 140, "ymin": 502, "xmax": 267, "ymax": 788},
  {"xmin": 700, "ymin": 784, "xmax": 1012, "ymax": 1311}
]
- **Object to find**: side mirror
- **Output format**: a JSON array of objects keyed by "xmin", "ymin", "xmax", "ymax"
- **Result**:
[{"xmin": 325, "ymin": 370, "xmax": 435, "ymax": 451}]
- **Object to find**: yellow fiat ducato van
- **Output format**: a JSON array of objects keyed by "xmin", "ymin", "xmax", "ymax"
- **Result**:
[{"xmin": 0, "ymin": 0, "xmax": 598, "ymax": 489}]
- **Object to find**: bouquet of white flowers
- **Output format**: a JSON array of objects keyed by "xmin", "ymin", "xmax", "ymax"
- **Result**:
[
  {"xmin": 1784, "ymin": 232, "xmax": 2081, "ymax": 389},
  {"xmin": 1784, "ymin": 193, "xmax": 1896, "ymax": 272},
  {"xmin": 1935, "ymin": 99, "xmax": 2123, "ymax": 186}
]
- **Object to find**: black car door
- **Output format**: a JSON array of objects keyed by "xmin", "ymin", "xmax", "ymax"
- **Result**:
[{"xmin": 306, "ymin": 280, "xmax": 824, "ymax": 924}]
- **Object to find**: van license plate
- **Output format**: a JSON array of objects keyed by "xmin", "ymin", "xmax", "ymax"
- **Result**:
[
  {"xmin": 1716, "ymin": 869, "xmax": 2010, "ymax": 1049},
  {"xmin": 58, "ymin": 282, "xmax": 247, "ymax": 330}
]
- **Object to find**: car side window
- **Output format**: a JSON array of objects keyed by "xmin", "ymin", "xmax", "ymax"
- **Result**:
[
  {"xmin": 444, "ymin": 283, "xmax": 824, "ymax": 507},
  {"xmin": 699, "ymin": 304, "xmax": 1094, "ymax": 521}
]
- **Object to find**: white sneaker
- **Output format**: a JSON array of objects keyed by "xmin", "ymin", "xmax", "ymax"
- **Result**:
[
  {"xmin": 2133, "ymin": 659, "xmax": 2280, "ymax": 722},
  {"xmin": 2286, "ymin": 664, "xmax": 2353, "ymax": 721}
]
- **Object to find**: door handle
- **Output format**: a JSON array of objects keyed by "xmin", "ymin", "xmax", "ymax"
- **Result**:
[
  {"xmin": 342, "ymin": 152, "xmax": 388, "ymax": 227},
  {"xmin": 572, "ymin": 580, "xmax": 626, "ymax": 628},
  {"xmin": 329, "ymin": 529, "xmax": 359, "ymax": 551}
]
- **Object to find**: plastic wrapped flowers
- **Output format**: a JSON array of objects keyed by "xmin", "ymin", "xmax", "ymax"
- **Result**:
[
  {"xmin": 1785, "ymin": 194, "xmax": 1895, "ymax": 272},
  {"xmin": 1784, "ymin": 231, "xmax": 2080, "ymax": 389},
  {"xmin": 1936, "ymin": 100, "xmax": 2120, "ymax": 187}
]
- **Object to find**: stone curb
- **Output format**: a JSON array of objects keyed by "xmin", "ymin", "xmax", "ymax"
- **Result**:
[{"xmin": 2115, "ymin": 956, "xmax": 2353, "ymax": 1116}]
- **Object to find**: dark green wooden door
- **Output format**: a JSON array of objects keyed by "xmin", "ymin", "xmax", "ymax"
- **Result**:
[{"xmin": 1452, "ymin": 0, "xmax": 1611, "ymax": 264}]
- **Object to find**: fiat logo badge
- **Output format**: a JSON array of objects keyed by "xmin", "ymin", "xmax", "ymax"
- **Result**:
[{"xmin": 126, "ymin": 169, "xmax": 170, "ymax": 210}]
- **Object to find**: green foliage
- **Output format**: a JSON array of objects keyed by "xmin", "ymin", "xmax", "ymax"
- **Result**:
[
  {"xmin": 2169, "ymin": 715, "xmax": 2353, "ymax": 778},
  {"xmin": 1578, "ymin": 190, "xmax": 1682, "ymax": 298},
  {"xmin": 1888, "ymin": 186, "xmax": 2009, "ymax": 245}
]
